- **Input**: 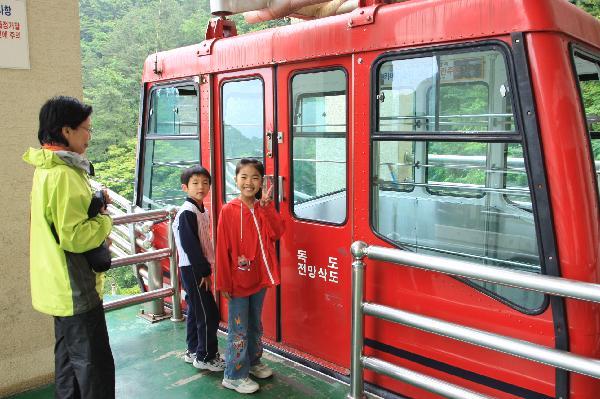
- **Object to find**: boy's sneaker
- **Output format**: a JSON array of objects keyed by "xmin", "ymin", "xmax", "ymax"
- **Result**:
[
  {"xmin": 183, "ymin": 350, "xmax": 196, "ymax": 364},
  {"xmin": 193, "ymin": 356, "xmax": 226, "ymax": 372},
  {"xmin": 222, "ymin": 377, "xmax": 260, "ymax": 394},
  {"xmin": 249, "ymin": 362, "xmax": 273, "ymax": 379}
]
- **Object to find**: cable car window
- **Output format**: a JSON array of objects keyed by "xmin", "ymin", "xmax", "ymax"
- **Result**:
[
  {"xmin": 141, "ymin": 83, "xmax": 200, "ymax": 209},
  {"xmin": 573, "ymin": 51, "xmax": 600, "ymax": 198},
  {"xmin": 222, "ymin": 78, "xmax": 265, "ymax": 202},
  {"xmin": 291, "ymin": 69, "xmax": 347, "ymax": 224},
  {"xmin": 141, "ymin": 139, "xmax": 200, "ymax": 209},
  {"xmin": 148, "ymin": 85, "xmax": 198, "ymax": 135},
  {"xmin": 377, "ymin": 50, "xmax": 515, "ymax": 134},
  {"xmin": 372, "ymin": 47, "xmax": 544, "ymax": 311}
]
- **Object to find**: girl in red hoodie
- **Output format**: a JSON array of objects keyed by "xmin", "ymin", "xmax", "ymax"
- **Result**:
[{"xmin": 216, "ymin": 158, "xmax": 284, "ymax": 394}]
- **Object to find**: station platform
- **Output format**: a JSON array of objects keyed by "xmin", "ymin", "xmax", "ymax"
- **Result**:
[{"xmin": 8, "ymin": 303, "xmax": 350, "ymax": 399}]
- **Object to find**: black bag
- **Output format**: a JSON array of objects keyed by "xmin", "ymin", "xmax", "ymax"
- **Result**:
[
  {"xmin": 50, "ymin": 225, "xmax": 112, "ymax": 273},
  {"xmin": 84, "ymin": 241, "xmax": 112, "ymax": 272}
]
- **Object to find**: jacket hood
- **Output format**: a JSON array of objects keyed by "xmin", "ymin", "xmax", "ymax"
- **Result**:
[
  {"xmin": 23, "ymin": 147, "xmax": 93, "ymax": 175},
  {"xmin": 23, "ymin": 148, "xmax": 66, "ymax": 168}
]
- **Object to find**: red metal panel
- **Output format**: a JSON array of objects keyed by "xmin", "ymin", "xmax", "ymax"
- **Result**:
[
  {"xmin": 276, "ymin": 57, "xmax": 354, "ymax": 367},
  {"xmin": 351, "ymin": 45, "xmax": 557, "ymax": 398},
  {"xmin": 525, "ymin": 32, "xmax": 600, "ymax": 398}
]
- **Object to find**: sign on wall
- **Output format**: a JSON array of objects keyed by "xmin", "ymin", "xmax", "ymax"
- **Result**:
[{"xmin": 0, "ymin": 0, "xmax": 29, "ymax": 69}]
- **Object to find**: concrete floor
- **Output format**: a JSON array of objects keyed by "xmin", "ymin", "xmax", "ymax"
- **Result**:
[{"xmin": 9, "ymin": 304, "xmax": 350, "ymax": 399}]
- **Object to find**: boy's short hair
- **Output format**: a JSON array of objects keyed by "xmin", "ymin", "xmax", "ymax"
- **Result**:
[{"xmin": 181, "ymin": 165, "xmax": 211, "ymax": 185}]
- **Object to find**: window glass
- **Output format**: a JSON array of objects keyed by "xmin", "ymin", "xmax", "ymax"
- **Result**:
[
  {"xmin": 573, "ymin": 53, "xmax": 600, "ymax": 196},
  {"xmin": 291, "ymin": 70, "xmax": 347, "ymax": 224},
  {"xmin": 377, "ymin": 50, "xmax": 515, "ymax": 133},
  {"xmin": 141, "ymin": 139, "xmax": 199, "ymax": 209},
  {"xmin": 148, "ymin": 85, "xmax": 198, "ymax": 135},
  {"xmin": 373, "ymin": 47, "xmax": 544, "ymax": 311},
  {"xmin": 373, "ymin": 140, "xmax": 542, "ymax": 308},
  {"xmin": 222, "ymin": 79, "xmax": 264, "ymax": 202},
  {"xmin": 427, "ymin": 142, "xmax": 486, "ymax": 197}
]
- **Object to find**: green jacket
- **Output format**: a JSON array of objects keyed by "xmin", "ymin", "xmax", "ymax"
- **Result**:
[{"xmin": 23, "ymin": 148, "xmax": 112, "ymax": 316}]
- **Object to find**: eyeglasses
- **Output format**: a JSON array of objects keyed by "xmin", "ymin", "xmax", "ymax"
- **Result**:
[{"xmin": 78, "ymin": 125, "xmax": 94, "ymax": 134}]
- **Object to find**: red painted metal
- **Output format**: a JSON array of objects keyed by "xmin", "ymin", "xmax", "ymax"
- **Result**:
[
  {"xmin": 204, "ymin": 17, "xmax": 237, "ymax": 40},
  {"xmin": 138, "ymin": 1, "xmax": 600, "ymax": 398},
  {"xmin": 276, "ymin": 57, "xmax": 354, "ymax": 366}
]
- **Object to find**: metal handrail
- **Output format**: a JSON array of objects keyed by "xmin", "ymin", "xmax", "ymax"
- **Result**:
[
  {"xmin": 348, "ymin": 241, "xmax": 600, "ymax": 399},
  {"xmin": 112, "ymin": 209, "xmax": 169, "ymax": 225},
  {"xmin": 110, "ymin": 248, "xmax": 171, "ymax": 269},
  {"xmin": 104, "ymin": 288, "xmax": 174, "ymax": 312},
  {"xmin": 90, "ymin": 179, "xmax": 183, "ymax": 321}
]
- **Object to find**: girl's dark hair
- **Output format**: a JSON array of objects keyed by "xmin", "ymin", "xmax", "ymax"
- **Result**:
[
  {"xmin": 38, "ymin": 96, "xmax": 93, "ymax": 146},
  {"xmin": 181, "ymin": 165, "xmax": 212, "ymax": 185},
  {"xmin": 235, "ymin": 158, "xmax": 265, "ymax": 199},
  {"xmin": 235, "ymin": 158, "xmax": 265, "ymax": 177}
]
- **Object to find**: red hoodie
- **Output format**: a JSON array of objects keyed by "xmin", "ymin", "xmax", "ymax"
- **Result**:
[{"xmin": 216, "ymin": 199, "xmax": 285, "ymax": 297}]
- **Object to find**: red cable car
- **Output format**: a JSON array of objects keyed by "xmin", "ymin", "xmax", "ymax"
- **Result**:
[{"xmin": 134, "ymin": 0, "xmax": 600, "ymax": 397}]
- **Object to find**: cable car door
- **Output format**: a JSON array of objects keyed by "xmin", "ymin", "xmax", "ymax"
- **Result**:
[
  {"xmin": 213, "ymin": 68, "xmax": 277, "ymax": 340},
  {"xmin": 276, "ymin": 58, "xmax": 353, "ymax": 367}
]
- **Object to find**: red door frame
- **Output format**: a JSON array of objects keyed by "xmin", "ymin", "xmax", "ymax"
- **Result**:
[
  {"xmin": 212, "ymin": 67, "xmax": 278, "ymax": 340},
  {"xmin": 276, "ymin": 56, "xmax": 354, "ymax": 367}
]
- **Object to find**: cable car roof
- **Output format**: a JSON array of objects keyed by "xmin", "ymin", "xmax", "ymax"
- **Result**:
[{"xmin": 143, "ymin": 0, "xmax": 600, "ymax": 81}]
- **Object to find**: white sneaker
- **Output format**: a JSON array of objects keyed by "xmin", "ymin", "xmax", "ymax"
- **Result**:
[
  {"xmin": 222, "ymin": 377, "xmax": 260, "ymax": 394},
  {"xmin": 249, "ymin": 362, "xmax": 273, "ymax": 379},
  {"xmin": 193, "ymin": 356, "xmax": 226, "ymax": 371},
  {"xmin": 183, "ymin": 350, "xmax": 196, "ymax": 364}
]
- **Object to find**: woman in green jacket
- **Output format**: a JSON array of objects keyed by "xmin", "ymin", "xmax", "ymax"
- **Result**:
[{"xmin": 23, "ymin": 96, "xmax": 114, "ymax": 399}]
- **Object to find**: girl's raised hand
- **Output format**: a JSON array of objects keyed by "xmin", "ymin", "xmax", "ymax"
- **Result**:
[{"xmin": 259, "ymin": 185, "xmax": 273, "ymax": 207}]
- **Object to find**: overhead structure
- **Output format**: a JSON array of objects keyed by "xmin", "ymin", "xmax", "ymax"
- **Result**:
[{"xmin": 209, "ymin": 0, "xmax": 408, "ymax": 23}]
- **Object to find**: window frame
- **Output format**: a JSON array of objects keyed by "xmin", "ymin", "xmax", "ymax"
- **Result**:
[
  {"xmin": 570, "ymin": 44, "xmax": 600, "ymax": 208},
  {"xmin": 219, "ymin": 75, "xmax": 266, "ymax": 204},
  {"xmin": 139, "ymin": 79, "xmax": 201, "ymax": 209},
  {"xmin": 146, "ymin": 82, "xmax": 201, "ymax": 138},
  {"xmin": 369, "ymin": 40, "xmax": 552, "ymax": 315},
  {"xmin": 288, "ymin": 66, "xmax": 350, "ymax": 226}
]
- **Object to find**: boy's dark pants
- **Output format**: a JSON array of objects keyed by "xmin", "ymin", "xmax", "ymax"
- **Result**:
[
  {"xmin": 54, "ymin": 304, "xmax": 115, "ymax": 399},
  {"xmin": 180, "ymin": 264, "xmax": 219, "ymax": 362}
]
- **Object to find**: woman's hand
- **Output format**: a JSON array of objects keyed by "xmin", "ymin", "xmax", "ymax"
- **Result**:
[
  {"xmin": 100, "ymin": 189, "xmax": 112, "ymax": 214},
  {"xmin": 259, "ymin": 185, "xmax": 273, "ymax": 207},
  {"xmin": 222, "ymin": 291, "xmax": 231, "ymax": 300}
]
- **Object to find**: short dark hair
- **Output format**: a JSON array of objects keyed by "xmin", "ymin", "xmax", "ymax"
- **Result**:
[
  {"xmin": 37, "ymin": 96, "xmax": 93, "ymax": 146},
  {"xmin": 181, "ymin": 165, "xmax": 212, "ymax": 185},
  {"xmin": 235, "ymin": 158, "xmax": 265, "ymax": 177}
]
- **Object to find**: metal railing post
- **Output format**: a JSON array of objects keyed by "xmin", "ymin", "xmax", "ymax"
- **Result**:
[
  {"xmin": 348, "ymin": 241, "xmax": 368, "ymax": 399},
  {"xmin": 145, "ymin": 260, "xmax": 165, "ymax": 316},
  {"xmin": 167, "ymin": 207, "xmax": 184, "ymax": 321}
]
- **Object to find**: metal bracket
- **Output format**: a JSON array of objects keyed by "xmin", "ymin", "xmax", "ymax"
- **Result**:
[
  {"xmin": 277, "ymin": 131, "xmax": 284, "ymax": 144},
  {"xmin": 196, "ymin": 39, "xmax": 216, "ymax": 57},
  {"xmin": 347, "ymin": 5, "xmax": 380, "ymax": 28}
]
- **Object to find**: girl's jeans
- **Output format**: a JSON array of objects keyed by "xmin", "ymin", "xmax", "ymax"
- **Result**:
[{"xmin": 225, "ymin": 288, "xmax": 267, "ymax": 380}]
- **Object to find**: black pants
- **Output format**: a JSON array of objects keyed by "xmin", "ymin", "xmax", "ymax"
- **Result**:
[
  {"xmin": 180, "ymin": 265, "xmax": 219, "ymax": 362},
  {"xmin": 54, "ymin": 304, "xmax": 115, "ymax": 399}
]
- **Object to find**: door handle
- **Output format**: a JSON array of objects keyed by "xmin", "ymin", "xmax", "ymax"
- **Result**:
[
  {"xmin": 278, "ymin": 176, "xmax": 284, "ymax": 202},
  {"xmin": 266, "ymin": 131, "xmax": 273, "ymax": 158}
]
